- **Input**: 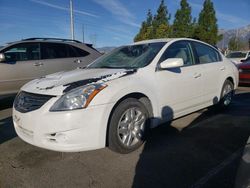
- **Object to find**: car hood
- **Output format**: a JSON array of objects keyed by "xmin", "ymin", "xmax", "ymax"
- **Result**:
[{"xmin": 22, "ymin": 68, "xmax": 137, "ymax": 96}]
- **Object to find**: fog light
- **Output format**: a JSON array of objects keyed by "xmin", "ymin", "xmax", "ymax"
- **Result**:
[{"xmin": 48, "ymin": 132, "xmax": 68, "ymax": 143}]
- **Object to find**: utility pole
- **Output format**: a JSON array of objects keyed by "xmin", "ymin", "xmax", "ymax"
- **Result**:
[
  {"xmin": 70, "ymin": 0, "xmax": 75, "ymax": 40},
  {"xmin": 236, "ymin": 28, "xmax": 239, "ymax": 50},
  {"xmin": 82, "ymin": 24, "xmax": 85, "ymax": 43}
]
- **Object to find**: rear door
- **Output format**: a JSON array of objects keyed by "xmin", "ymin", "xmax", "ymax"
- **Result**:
[
  {"xmin": 0, "ymin": 42, "xmax": 43, "ymax": 94},
  {"xmin": 191, "ymin": 41, "xmax": 225, "ymax": 104},
  {"xmin": 40, "ymin": 42, "xmax": 90, "ymax": 75}
]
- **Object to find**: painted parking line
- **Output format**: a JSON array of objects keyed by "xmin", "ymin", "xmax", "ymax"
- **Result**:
[
  {"xmin": 0, "ymin": 108, "xmax": 12, "ymax": 121},
  {"xmin": 190, "ymin": 148, "xmax": 243, "ymax": 188}
]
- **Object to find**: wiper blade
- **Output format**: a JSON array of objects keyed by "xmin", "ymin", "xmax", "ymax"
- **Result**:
[{"xmin": 98, "ymin": 66, "xmax": 120, "ymax": 69}]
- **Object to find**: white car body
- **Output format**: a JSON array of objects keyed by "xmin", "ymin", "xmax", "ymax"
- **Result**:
[{"xmin": 13, "ymin": 38, "xmax": 239, "ymax": 152}]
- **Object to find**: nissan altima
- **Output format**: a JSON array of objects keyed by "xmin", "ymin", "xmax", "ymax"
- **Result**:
[{"xmin": 13, "ymin": 38, "xmax": 239, "ymax": 153}]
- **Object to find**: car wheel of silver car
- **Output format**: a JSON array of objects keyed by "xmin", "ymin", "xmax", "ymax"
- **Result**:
[
  {"xmin": 108, "ymin": 98, "xmax": 149, "ymax": 153},
  {"xmin": 219, "ymin": 80, "xmax": 234, "ymax": 109}
]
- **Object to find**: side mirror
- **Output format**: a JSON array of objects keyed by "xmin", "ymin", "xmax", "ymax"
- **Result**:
[
  {"xmin": 0, "ymin": 53, "xmax": 5, "ymax": 62},
  {"xmin": 159, "ymin": 58, "xmax": 184, "ymax": 69}
]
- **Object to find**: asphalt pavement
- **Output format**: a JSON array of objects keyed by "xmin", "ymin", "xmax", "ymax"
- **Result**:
[{"xmin": 0, "ymin": 87, "xmax": 250, "ymax": 188}]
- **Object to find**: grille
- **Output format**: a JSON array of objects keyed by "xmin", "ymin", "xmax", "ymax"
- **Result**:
[{"xmin": 14, "ymin": 91, "xmax": 54, "ymax": 113}]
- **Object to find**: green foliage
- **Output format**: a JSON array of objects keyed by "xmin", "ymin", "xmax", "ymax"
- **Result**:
[
  {"xmin": 134, "ymin": 10, "xmax": 153, "ymax": 42},
  {"xmin": 171, "ymin": 0, "xmax": 192, "ymax": 38},
  {"xmin": 193, "ymin": 0, "xmax": 219, "ymax": 45},
  {"xmin": 228, "ymin": 37, "xmax": 248, "ymax": 51},
  {"xmin": 134, "ymin": 0, "xmax": 170, "ymax": 42},
  {"xmin": 134, "ymin": 0, "xmax": 221, "ymax": 45}
]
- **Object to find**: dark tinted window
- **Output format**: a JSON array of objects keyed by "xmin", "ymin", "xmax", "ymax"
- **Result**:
[
  {"xmin": 226, "ymin": 52, "xmax": 247, "ymax": 58},
  {"xmin": 41, "ymin": 43, "xmax": 68, "ymax": 59},
  {"xmin": 2, "ymin": 43, "xmax": 40, "ymax": 62},
  {"xmin": 67, "ymin": 45, "xmax": 90, "ymax": 57},
  {"xmin": 160, "ymin": 41, "xmax": 194, "ymax": 65},
  {"xmin": 193, "ymin": 42, "xmax": 221, "ymax": 64}
]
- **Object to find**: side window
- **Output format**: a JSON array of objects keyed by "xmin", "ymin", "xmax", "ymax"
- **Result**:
[
  {"xmin": 159, "ymin": 41, "xmax": 194, "ymax": 66},
  {"xmin": 41, "ymin": 43, "xmax": 68, "ymax": 59},
  {"xmin": 193, "ymin": 42, "xmax": 221, "ymax": 64},
  {"xmin": 67, "ymin": 45, "xmax": 90, "ymax": 58},
  {"xmin": 2, "ymin": 43, "xmax": 40, "ymax": 62}
]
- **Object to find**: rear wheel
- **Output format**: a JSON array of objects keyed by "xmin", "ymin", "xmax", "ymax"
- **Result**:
[
  {"xmin": 218, "ymin": 80, "xmax": 234, "ymax": 109},
  {"xmin": 108, "ymin": 98, "xmax": 149, "ymax": 154}
]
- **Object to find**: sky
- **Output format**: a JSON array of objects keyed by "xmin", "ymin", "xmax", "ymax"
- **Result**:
[{"xmin": 0, "ymin": 0, "xmax": 249, "ymax": 47}]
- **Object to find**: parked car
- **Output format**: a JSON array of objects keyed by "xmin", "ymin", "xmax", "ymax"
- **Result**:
[
  {"xmin": 226, "ymin": 51, "xmax": 250, "ymax": 65},
  {"xmin": 0, "ymin": 38, "xmax": 101, "ymax": 95},
  {"xmin": 238, "ymin": 57, "xmax": 250, "ymax": 84},
  {"xmin": 13, "ymin": 38, "xmax": 238, "ymax": 153}
]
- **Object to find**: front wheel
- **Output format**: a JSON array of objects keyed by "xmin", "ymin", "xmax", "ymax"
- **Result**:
[
  {"xmin": 108, "ymin": 98, "xmax": 149, "ymax": 154},
  {"xmin": 218, "ymin": 80, "xmax": 234, "ymax": 109}
]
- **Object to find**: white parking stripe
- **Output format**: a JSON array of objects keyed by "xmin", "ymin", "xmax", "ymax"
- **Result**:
[{"xmin": 190, "ymin": 148, "xmax": 243, "ymax": 188}]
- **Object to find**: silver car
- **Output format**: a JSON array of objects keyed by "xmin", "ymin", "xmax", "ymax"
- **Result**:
[{"xmin": 0, "ymin": 38, "xmax": 101, "ymax": 95}]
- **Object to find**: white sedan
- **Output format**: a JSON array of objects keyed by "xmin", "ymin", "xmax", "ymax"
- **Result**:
[{"xmin": 13, "ymin": 38, "xmax": 239, "ymax": 153}]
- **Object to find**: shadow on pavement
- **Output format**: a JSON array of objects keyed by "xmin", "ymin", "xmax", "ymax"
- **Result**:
[
  {"xmin": 0, "ymin": 94, "xmax": 17, "ymax": 144},
  {"xmin": 0, "ymin": 94, "xmax": 16, "ymax": 111},
  {"xmin": 133, "ymin": 92, "xmax": 250, "ymax": 188},
  {"xmin": 0, "ymin": 117, "xmax": 17, "ymax": 144}
]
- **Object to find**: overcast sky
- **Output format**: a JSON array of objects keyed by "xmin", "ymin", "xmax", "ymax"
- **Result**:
[{"xmin": 0, "ymin": 0, "xmax": 249, "ymax": 47}]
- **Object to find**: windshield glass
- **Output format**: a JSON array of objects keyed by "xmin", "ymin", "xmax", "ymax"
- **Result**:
[
  {"xmin": 88, "ymin": 42, "xmax": 166, "ymax": 69},
  {"xmin": 226, "ymin": 52, "xmax": 247, "ymax": 58}
]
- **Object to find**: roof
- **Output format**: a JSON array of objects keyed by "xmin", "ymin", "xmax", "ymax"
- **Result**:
[
  {"xmin": 132, "ymin": 38, "xmax": 220, "ymax": 51},
  {"xmin": 132, "ymin": 38, "xmax": 206, "ymax": 45}
]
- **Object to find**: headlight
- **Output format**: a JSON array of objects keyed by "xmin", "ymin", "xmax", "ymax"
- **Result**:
[{"xmin": 50, "ymin": 84, "xmax": 107, "ymax": 111}]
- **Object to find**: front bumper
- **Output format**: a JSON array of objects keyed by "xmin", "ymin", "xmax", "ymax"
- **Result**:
[{"xmin": 13, "ymin": 97, "xmax": 114, "ymax": 152}]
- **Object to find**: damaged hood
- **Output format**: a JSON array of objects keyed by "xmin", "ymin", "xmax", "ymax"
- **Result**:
[{"xmin": 22, "ymin": 68, "xmax": 137, "ymax": 96}]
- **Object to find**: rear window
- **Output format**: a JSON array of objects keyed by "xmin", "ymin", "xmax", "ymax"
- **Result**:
[
  {"xmin": 41, "ymin": 43, "xmax": 68, "ymax": 59},
  {"xmin": 193, "ymin": 42, "xmax": 222, "ymax": 64},
  {"xmin": 67, "ymin": 45, "xmax": 90, "ymax": 58},
  {"xmin": 41, "ymin": 43, "xmax": 90, "ymax": 59}
]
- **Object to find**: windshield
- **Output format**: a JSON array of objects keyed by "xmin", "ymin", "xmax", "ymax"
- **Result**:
[
  {"xmin": 226, "ymin": 52, "xmax": 247, "ymax": 58},
  {"xmin": 88, "ymin": 42, "xmax": 166, "ymax": 69}
]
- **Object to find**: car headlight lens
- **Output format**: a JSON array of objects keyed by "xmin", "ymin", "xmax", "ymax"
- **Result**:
[{"xmin": 50, "ymin": 84, "xmax": 107, "ymax": 111}]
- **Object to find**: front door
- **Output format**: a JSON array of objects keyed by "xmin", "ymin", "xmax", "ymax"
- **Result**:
[
  {"xmin": 155, "ymin": 41, "xmax": 204, "ymax": 120},
  {"xmin": 0, "ymin": 42, "xmax": 44, "ymax": 94}
]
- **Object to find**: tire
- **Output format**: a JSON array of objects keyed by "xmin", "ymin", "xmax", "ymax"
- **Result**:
[
  {"xmin": 217, "ymin": 80, "xmax": 234, "ymax": 109},
  {"xmin": 108, "ymin": 98, "xmax": 150, "ymax": 154}
]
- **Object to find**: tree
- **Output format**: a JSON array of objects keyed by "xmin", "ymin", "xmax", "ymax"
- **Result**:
[
  {"xmin": 134, "ymin": 10, "xmax": 153, "ymax": 42},
  {"xmin": 134, "ymin": 0, "xmax": 171, "ymax": 42},
  {"xmin": 171, "ymin": 0, "xmax": 192, "ymax": 38},
  {"xmin": 193, "ymin": 0, "xmax": 220, "ymax": 45},
  {"xmin": 152, "ymin": 0, "xmax": 171, "ymax": 38},
  {"xmin": 228, "ymin": 37, "xmax": 246, "ymax": 51}
]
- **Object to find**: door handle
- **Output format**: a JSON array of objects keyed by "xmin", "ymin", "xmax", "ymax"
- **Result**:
[
  {"xmin": 74, "ymin": 59, "xmax": 82, "ymax": 64},
  {"xmin": 193, "ymin": 73, "xmax": 201, "ymax": 78},
  {"xmin": 33, "ymin": 62, "xmax": 43, "ymax": 66},
  {"xmin": 220, "ymin": 66, "xmax": 226, "ymax": 71}
]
